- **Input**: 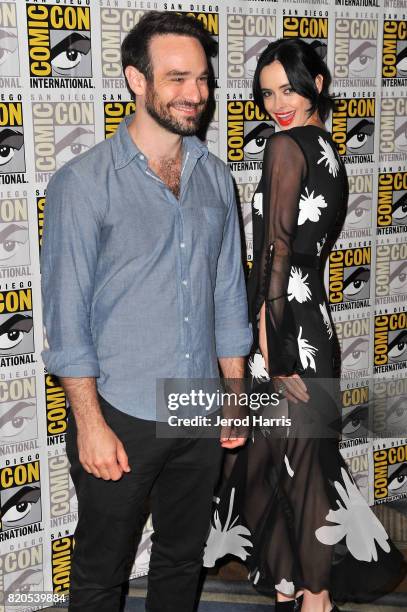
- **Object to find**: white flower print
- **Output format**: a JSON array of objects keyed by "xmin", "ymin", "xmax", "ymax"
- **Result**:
[
  {"xmin": 275, "ymin": 578, "xmax": 295, "ymax": 596},
  {"xmin": 315, "ymin": 468, "xmax": 391, "ymax": 562},
  {"xmin": 317, "ymin": 234, "xmax": 327, "ymax": 256},
  {"xmin": 284, "ymin": 455, "xmax": 294, "ymax": 478},
  {"xmin": 253, "ymin": 192, "xmax": 263, "ymax": 217},
  {"xmin": 319, "ymin": 303, "xmax": 333, "ymax": 339},
  {"xmin": 317, "ymin": 136, "xmax": 340, "ymax": 177},
  {"xmin": 298, "ymin": 187, "xmax": 328, "ymax": 225},
  {"xmin": 297, "ymin": 326, "xmax": 318, "ymax": 372},
  {"xmin": 248, "ymin": 352, "xmax": 270, "ymax": 382},
  {"xmin": 288, "ymin": 267, "xmax": 312, "ymax": 303},
  {"xmin": 204, "ymin": 487, "xmax": 253, "ymax": 567}
]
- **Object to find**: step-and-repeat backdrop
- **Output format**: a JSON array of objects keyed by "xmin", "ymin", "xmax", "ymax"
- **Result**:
[{"xmin": 0, "ymin": 0, "xmax": 406, "ymax": 609}]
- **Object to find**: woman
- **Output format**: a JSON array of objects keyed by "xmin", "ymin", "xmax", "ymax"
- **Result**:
[{"xmin": 204, "ymin": 39, "xmax": 405, "ymax": 612}]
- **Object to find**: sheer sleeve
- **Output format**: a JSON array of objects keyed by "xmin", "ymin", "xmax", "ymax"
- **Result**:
[{"xmin": 258, "ymin": 133, "xmax": 307, "ymax": 376}]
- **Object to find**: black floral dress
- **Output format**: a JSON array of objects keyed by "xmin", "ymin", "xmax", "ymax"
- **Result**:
[{"xmin": 204, "ymin": 126, "xmax": 405, "ymax": 601}]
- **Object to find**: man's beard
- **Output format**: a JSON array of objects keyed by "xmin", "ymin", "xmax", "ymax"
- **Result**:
[{"xmin": 145, "ymin": 82, "xmax": 206, "ymax": 136}]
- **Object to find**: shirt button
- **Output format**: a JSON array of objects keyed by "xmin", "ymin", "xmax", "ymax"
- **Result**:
[
  {"xmin": 185, "ymin": 353, "xmax": 190, "ymax": 359},
  {"xmin": 184, "ymin": 316, "xmax": 189, "ymax": 322},
  {"xmin": 182, "ymin": 280, "xmax": 188, "ymax": 286},
  {"xmin": 180, "ymin": 242, "xmax": 185, "ymax": 248},
  {"xmin": 139, "ymin": 154, "xmax": 144, "ymax": 160}
]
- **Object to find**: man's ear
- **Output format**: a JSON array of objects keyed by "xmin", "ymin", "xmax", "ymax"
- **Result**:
[
  {"xmin": 315, "ymin": 74, "xmax": 323, "ymax": 94},
  {"xmin": 124, "ymin": 66, "xmax": 147, "ymax": 97}
]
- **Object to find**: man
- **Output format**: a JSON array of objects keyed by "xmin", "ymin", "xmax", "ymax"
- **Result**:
[{"xmin": 41, "ymin": 11, "xmax": 252, "ymax": 612}]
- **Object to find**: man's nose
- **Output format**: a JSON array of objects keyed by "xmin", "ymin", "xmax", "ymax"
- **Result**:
[{"xmin": 184, "ymin": 79, "xmax": 204, "ymax": 103}]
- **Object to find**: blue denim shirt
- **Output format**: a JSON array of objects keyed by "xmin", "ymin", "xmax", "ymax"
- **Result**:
[{"xmin": 41, "ymin": 115, "xmax": 252, "ymax": 420}]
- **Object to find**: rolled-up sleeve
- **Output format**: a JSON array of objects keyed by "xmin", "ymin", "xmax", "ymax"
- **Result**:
[
  {"xmin": 214, "ymin": 170, "xmax": 253, "ymax": 357},
  {"xmin": 41, "ymin": 165, "xmax": 102, "ymax": 377}
]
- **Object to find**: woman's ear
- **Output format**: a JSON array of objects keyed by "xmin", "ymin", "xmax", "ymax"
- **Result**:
[{"xmin": 315, "ymin": 74, "xmax": 323, "ymax": 94}]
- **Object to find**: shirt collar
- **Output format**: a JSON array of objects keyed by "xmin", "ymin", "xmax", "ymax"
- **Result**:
[{"xmin": 112, "ymin": 113, "xmax": 209, "ymax": 170}]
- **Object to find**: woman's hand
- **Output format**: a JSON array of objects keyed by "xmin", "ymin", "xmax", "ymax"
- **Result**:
[
  {"xmin": 259, "ymin": 303, "xmax": 309, "ymax": 404},
  {"xmin": 272, "ymin": 374, "xmax": 309, "ymax": 404}
]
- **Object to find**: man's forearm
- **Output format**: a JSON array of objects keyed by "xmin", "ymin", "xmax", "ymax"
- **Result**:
[
  {"xmin": 61, "ymin": 377, "xmax": 105, "ymax": 431},
  {"xmin": 218, "ymin": 356, "xmax": 245, "ymax": 379}
]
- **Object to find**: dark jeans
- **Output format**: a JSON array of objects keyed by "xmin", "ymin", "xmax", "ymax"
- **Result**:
[{"xmin": 66, "ymin": 395, "xmax": 223, "ymax": 612}]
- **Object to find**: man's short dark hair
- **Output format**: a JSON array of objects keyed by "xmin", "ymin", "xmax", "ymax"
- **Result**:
[
  {"xmin": 121, "ymin": 10, "xmax": 218, "ymax": 88},
  {"xmin": 252, "ymin": 38, "xmax": 334, "ymax": 122}
]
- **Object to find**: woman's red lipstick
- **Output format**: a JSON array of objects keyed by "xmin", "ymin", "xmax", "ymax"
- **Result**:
[{"xmin": 274, "ymin": 111, "xmax": 296, "ymax": 126}]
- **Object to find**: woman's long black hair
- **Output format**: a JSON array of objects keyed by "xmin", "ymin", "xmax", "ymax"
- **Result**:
[{"xmin": 252, "ymin": 38, "xmax": 334, "ymax": 122}]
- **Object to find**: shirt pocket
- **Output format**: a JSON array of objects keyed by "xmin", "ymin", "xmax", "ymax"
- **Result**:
[{"xmin": 200, "ymin": 205, "xmax": 226, "ymax": 258}]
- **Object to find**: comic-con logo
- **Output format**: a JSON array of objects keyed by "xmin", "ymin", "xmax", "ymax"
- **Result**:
[
  {"xmin": 341, "ymin": 172, "xmax": 373, "ymax": 239},
  {"xmin": 32, "ymin": 101, "xmax": 95, "ymax": 183},
  {"xmin": 335, "ymin": 316, "xmax": 370, "ymax": 378},
  {"xmin": 0, "ymin": 459, "xmax": 41, "ymax": 535},
  {"xmin": 51, "ymin": 534, "xmax": 74, "ymax": 593},
  {"xmin": 382, "ymin": 20, "xmax": 407, "ymax": 87},
  {"xmin": 0, "ymin": 102, "xmax": 26, "ymax": 180},
  {"xmin": 0, "ymin": 196, "xmax": 30, "ymax": 273},
  {"xmin": 49, "ymin": 451, "xmax": 77, "ymax": 525},
  {"xmin": 227, "ymin": 12, "xmax": 276, "ymax": 84},
  {"xmin": 37, "ymin": 193, "xmax": 45, "ymax": 261},
  {"xmin": 1, "ymin": 544, "xmax": 43, "ymax": 608},
  {"xmin": 227, "ymin": 99, "xmax": 273, "ymax": 171},
  {"xmin": 328, "ymin": 246, "xmax": 371, "ymax": 310},
  {"xmin": 100, "ymin": 8, "xmax": 218, "ymax": 87},
  {"xmin": 340, "ymin": 384, "xmax": 369, "ymax": 442},
  {"xmin": 283, "ymin": 13, "xmax": 328, "ymax": 61},
  {"xmin": 373, "ymin": 377, "xmax": 407, "ymax": 439},
  {"xmin": 0, "ymin": 376, "xmax": 37, "ymax": 450},
  {"xmin": 344, "ymin": 451, "xmax": 369, "ymax": 500},
  {"xmin": 0, "ymin": 2, "xmax": 20, "ymax": 81},
  {"xmin": 379, "ymin": 96, "xmax": 407, "ymax": 163},
  {"xmin": 377, "ymin": 171, "xmax": 407, "ymax": 235},
  {"xmin": 0, "ymin": 288, "xmax": 34, "ymax": 365},
  {"xmin": 374, "ymin": 310, "xmax": 407, "ymax": 373},
  {"xmin": 103, "ymin": 99, "xmax": 136, "ymax": 139},
  {"xmin": 331, "ymin": 97, "xmax": 375, "ymax": 164},
  {"xmin": 376, "ymin": 240, "xmax": 407, "ymax": 305},
  {"xmin": 26, "ymin": 3, "xmax": 92, "ymax": 86},
  {"xmin": 374, "ymin": 443, "xmax": 407, "ymax": 502},
  {"xmin": 333, "ymin": 17, "xmax": 378, "ymax": 87},
  {"xmin": 46, "ymin": 374, "xmax": 69, "ymax": 445}
]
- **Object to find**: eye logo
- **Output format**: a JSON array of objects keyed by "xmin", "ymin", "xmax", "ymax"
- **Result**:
[
  {"xmin": 227, "ymin": 14, "xmax": 276, "ymax": 82},
  {"xmin": 0, "ymin": 460, "xmax": 42, "ymax": 531},
  {"xmin": 374, "ymin": 312, "xmax": 407, "ymax": 372},
  {"xmin": 0, "ymin": 103, "xmax": 25, "ymax": 174},
  {"xmin": 332, "ymin": 98, "xmax": 375, "ymax": 162},
  {"xmin": 227, "ymin": 100, "xmax": 273, "ymax": 165},
  {"xmin": 382, "ymin": 20, "xmax": 407, "ymax": 81},
  {"xmin": 0, "ymin": 3, "xmax": 19, "ymax": 77},
  {"xmin": 0, "ymin": 400, "xmax": 37, "ymax": 444},
  {"xmin": 26, "ymin": 4, "xmax": 92, "ymax": 82},
  {"xmin": 329, "ymin": 247, "xmax": 371, "ymax": 308},
  {"xmin": 334, "ymin": 18, "xmax": 378, "ymax": 83}
]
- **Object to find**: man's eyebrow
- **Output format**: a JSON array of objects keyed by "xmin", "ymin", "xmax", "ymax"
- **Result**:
[{"xmin": 165, "ymin": 70, "xmax": 209, "ymax": 77}]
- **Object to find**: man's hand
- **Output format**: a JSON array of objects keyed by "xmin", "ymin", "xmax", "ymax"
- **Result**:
[
  {"xmin": 77, "ymin": 423, "xmax": 131, "ymax": 480},
  {"xmin": 61, "ymin": 377, "xmax": 131, "ymax": 481}
]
